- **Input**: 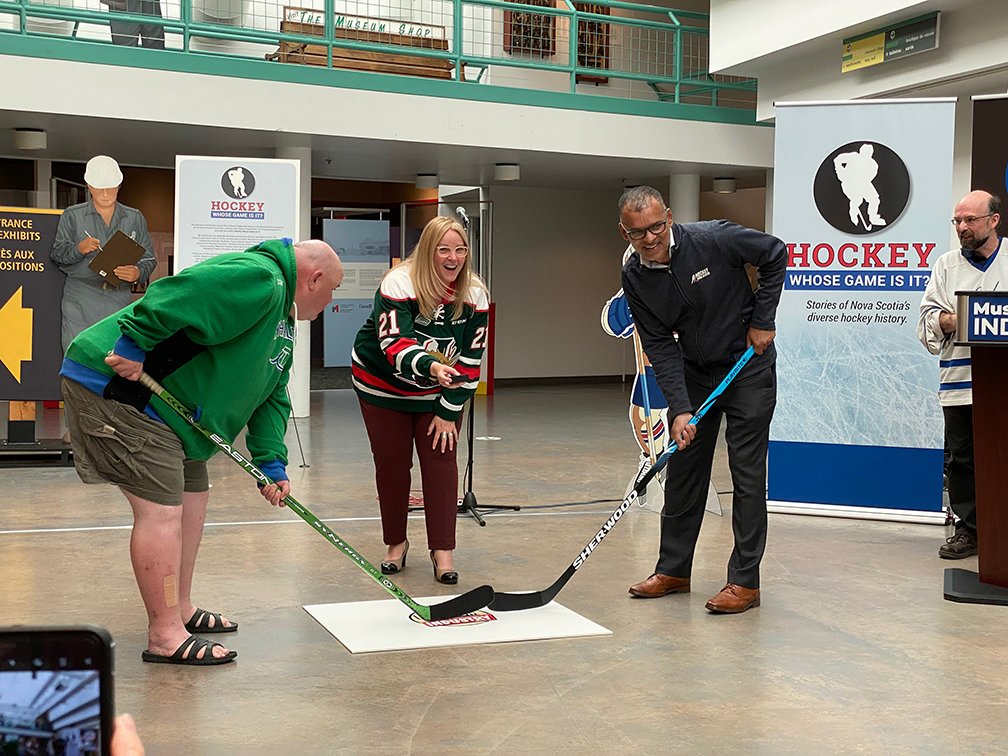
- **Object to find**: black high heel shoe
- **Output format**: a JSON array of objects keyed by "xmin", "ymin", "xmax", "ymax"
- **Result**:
[
  {"xmin": 430, "ymin": 550, "xmax": 458, "ymax": 585},
  {"xmin": 380, "ymin": 541, "xmax": 409, "ymax": 575}
]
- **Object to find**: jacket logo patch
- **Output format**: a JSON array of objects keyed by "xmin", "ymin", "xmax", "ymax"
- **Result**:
[
  {"xmin": 690, "ymin": 268, "xmax": 710, "ymax": 284},
  {"xmin": 275, "ymin": 321, "xmax": 295, "ymax": 342},
  {"xmin": 270, "ymin": 345, "xmax": 292, "ymax": 372}
]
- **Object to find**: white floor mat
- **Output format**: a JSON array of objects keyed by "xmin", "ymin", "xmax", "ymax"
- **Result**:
[{"xmin": 304, "ymin": 596, "xmax": 611, "ymax": 653}]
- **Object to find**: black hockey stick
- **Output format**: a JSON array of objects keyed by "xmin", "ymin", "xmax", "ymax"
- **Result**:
[
  {"xmin": 488, "ymin": 346, "xmax": 755, "ymax": 612},
  {"xmin": 138, "ymin": 372, "xmax": 494, "ymax": 622}
]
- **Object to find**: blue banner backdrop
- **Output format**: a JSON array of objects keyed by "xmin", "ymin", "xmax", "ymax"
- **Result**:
[{"xmin": 769, "ymin": 99, "xmax": 956, "ymax": 522}]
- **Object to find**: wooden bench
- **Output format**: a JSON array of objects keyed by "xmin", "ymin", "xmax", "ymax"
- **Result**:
[{"xmin": 268, "ymin": 7, "xmax": 454, "ymax": 80}]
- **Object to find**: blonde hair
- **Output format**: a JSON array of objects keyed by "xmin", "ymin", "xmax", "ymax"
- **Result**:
[{"xmin": 400, "ymin": 216, "xmax": 487, "ymax": 320}]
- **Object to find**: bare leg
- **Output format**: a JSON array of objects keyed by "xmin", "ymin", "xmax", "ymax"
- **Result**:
[
  {"xmin": 123, "ymin": 490, "xmax": 231, "ymax": 659},
  {"xmin": 177, "ymin": 489, "xmax": 208, "ymax": 619},
  {"xmin": 175, "ymin": 489, "xmax": 234, "ymax": 631}
]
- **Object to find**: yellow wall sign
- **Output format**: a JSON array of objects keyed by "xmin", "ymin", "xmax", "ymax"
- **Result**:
[
  {"xmin": 842, "ymin": 33, "xmax": 885, "ymax": 73},
  {"xmin": 842, "ymin": 13, "xmax": 939, "ymax": 74}
]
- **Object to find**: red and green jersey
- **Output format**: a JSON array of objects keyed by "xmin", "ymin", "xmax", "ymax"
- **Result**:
[{"xmin": 352, "ymin": 265, "xmax": 489, "ymax": 420}]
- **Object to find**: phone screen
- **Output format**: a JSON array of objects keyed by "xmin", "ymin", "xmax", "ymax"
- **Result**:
[{"xmin": 0, "ymin": 627, "xmax": 114, "ymax": 756}]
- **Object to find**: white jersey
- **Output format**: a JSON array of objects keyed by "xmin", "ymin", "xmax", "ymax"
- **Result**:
[{"xmin": 917, "ymin": 238, "xmax": 1008, "ymax": 406}]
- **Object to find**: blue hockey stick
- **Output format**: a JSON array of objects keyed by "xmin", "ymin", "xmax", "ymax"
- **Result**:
[{"xmin": 488, "ymin": 345, "xmax": 756, "ymax": 612}]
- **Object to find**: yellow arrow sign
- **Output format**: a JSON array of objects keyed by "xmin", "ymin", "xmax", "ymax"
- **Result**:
[{"xmin": 0, "ymin": 287, "xmax": 33, "ymax": 382}]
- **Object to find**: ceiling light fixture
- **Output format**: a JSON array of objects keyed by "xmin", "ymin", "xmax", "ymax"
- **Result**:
[
  {"xmin": 13, "ymin": 128, "xmax": 47, "ymax": 150},
  {"xmin": 493, "ymin": 163, "xmax": 520, "ymax": 181},
  {"xmin": 712, "ymin": 177, "xmax": 737, "ymax": 194},
  {"xmin": 415, "ymin": 174, "xmax": 439, "ymax": 190}
]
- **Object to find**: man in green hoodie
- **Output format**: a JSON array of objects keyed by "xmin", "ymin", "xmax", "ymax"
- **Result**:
[{"xmin": 59, "ymin": 238, "xmax": 343, "ymax": 666}]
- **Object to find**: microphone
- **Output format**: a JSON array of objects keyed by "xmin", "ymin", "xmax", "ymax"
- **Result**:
[{"xmin": 456, "ymin": 206, "xmax": 470, "ymax": 230}]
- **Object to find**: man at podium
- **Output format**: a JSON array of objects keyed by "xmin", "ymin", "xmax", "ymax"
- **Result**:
[{"xmin": 918, "ymin": 190, "xmax": 1007, "ymax": 559}]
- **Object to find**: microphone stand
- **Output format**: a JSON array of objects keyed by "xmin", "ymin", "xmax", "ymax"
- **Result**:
[{"xmin": 454, "ymin": 206, "xmax": 520, "ymax": 526}]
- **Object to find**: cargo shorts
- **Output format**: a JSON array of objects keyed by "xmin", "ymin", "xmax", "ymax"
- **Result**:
[{"xmin": 61, "ymin": 377, "xmax": 208, "ymax": 505}]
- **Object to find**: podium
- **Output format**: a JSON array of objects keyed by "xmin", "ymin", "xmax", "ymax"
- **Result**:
[{"xmin": 944, "ymin": 291, "xmax": 1008, "ymax": 605}]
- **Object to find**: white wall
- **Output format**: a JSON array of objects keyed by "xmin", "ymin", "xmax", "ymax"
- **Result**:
[
  {"xmin": 709, "ymin": 0, "xmax": 939, "ymax": 73},
  {"xmin": 489, "ymin": 184, "xmax": 626, "ymax": 379},
  {"xmin": 700, "ymin": 186, "xmax": 766, "ymax": 230},
  {"xmin": 709, "ymin": 0, "xmax": 1008, "ymax": 123},
  {"xmin": 1, "ymin": 55, "xmax": 774, "ymax": 170},
  {"xmin": 490, "ymin": 181, "xmax": 775, "ymax": 380}
]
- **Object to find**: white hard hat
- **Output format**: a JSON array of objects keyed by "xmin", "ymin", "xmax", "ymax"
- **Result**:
[{"xmin": 84, "ymin": 155, "xmax": 123, "ymax": 189}]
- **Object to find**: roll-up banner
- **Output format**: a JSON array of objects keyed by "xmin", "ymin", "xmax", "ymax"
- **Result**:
[{"xmin": 769, "ymin": 99, "xmax": 955, "ymax": 523}]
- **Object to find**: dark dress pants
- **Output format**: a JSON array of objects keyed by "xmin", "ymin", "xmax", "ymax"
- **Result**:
[
  {"xmin": 942, "ymin": 403, "xmax": 976, "ymax": 537},
  {"xmin": 656, "ymin": 364, "xmax": 776, "ymax": 589}
]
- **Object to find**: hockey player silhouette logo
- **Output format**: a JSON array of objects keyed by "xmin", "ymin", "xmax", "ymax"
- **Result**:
[
  {"xmin": 220, "ymin": 166, "xmax": 256, "ymax": 199},
  {"xmin": 813, "ymin": 141, "xmax": 910, "ymax": 235}
]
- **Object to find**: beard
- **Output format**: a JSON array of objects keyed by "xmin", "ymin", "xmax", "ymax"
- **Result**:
[{"xmin": 960, "ymin": 231, "xmax": 991, "ymax": 251}]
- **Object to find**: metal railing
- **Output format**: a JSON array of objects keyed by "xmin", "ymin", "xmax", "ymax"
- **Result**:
[{"xmin": 0, "ymin": 0, "xmax": 757, "ymax": 115}]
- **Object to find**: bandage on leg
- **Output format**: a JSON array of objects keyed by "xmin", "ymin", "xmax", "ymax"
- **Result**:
[{"xmin": 163, "ymin": 574, "xmax": 179, "ymax": 608}]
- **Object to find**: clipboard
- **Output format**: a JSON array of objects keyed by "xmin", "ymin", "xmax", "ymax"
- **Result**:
[{"xmin": 88, "ymin": 230, "xmax": 145, "ymax": 282}]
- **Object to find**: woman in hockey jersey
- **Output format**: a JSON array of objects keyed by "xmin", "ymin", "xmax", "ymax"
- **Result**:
[{"xmin": 352, "ymin": 216, "xmax": 489, "ymax": 584}]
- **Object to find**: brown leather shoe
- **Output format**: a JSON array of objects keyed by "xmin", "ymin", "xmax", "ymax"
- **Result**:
[
  {"xmin": 628, "ymin": 573, "xmax": 690, "ymax": 598},
  {"xmin": 705, "ymin": 583, "xmax": 760, "ymax": 613}
]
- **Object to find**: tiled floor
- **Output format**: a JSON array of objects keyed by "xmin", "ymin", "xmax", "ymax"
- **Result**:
[{"xmin": 2, "ymin": 385, "xmax": 1005, "ymax": 754}]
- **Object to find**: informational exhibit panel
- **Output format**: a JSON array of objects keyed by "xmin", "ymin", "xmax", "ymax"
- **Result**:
[
  {"xmin": 769, "ymin": 99, "xmax": 955, "ymax": 521},
  {"xmin": 322, "ymin": 218, "xmax": 390, "ymax": 367},
  {"xmin": 0, "ymin": 207, "xmax": 64, "ymax": 401},
  {"xmin": 174, "ymin": 156, "xmax": 299, "ymax": 272}
]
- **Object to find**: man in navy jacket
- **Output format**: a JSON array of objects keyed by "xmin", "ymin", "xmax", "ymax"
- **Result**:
[{"xmin": 619, "ymin": 185, "xmax": 786, "ymax": 614}]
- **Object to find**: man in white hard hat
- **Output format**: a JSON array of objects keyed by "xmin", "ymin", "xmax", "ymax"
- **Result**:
[{"xmin": 51, "ymin": 155, "xmax": 157, "ymax": 354}]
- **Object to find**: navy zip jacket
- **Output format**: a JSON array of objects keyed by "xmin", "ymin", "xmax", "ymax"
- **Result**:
[{"xmin": 621, "ymin": 220, "xmax": 787, "ymax": 417}]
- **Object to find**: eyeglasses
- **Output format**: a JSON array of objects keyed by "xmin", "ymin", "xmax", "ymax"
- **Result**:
[
  {"xmin": 621, "ymin": 219, "xmax": 669, "ymax": 241},
  {"xmin": 951, "ymin": 214, "xmax": 994, "ymax": 226},
  {"xmin": 436, "ymin": 245, "xmax": 468, "ymax": 256}
]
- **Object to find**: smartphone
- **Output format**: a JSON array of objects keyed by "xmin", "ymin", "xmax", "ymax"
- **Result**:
[
  {"xmin": 0, "ymin": 626, "xmax": 114, "ymax": 756},
  {"xmin": 450, "ymin": 373, "xmax": 469, "ymax": 384}
]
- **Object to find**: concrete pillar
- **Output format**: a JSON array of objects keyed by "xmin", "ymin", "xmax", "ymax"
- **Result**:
[
  {"xmin": 35, "ymin": 159, "xmax": 52, "ymax": 209},
  {"xmin": 275, "ymin": 139, "xmax": 312, "ymax": 419},
  {"xmin": 669, "ymin": 173, "xmax": 700, "ymax": 223},
  {"xmin": 950, "ymin": 95, "xmax": 975, "ymax": 250}
]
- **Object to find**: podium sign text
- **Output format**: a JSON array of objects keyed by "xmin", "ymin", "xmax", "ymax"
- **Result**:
[{"xmin": 958, "ymin": 293, "xmax": 1008, "ymax": 342}]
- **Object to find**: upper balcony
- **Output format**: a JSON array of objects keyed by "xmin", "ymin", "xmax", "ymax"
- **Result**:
[{"xmin": 1, "ymin": 0, "xmax": 757, "ymax": 124}]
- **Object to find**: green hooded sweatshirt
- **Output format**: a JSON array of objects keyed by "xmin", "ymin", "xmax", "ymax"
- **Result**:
[{"xmin": 62, "ymin": 239, "xmax": 297, "ymax": 471}]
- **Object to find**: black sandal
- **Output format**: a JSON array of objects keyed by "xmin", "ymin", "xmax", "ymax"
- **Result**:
[
  {"xmin": 141, "ymin": 635, "xmax": 237, "ymax": 666},
  {"xmin": 185, "ymin": 608, "xmax": 238, "ymax": 634}
]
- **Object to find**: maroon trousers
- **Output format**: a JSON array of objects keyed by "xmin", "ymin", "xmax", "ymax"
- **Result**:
[{"xmin": 358, "ymin": 399, "xmax": 462, "ymax": 550}]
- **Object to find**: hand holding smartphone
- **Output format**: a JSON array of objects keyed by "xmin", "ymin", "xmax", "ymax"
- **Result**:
[{"xmin": 0, "ymin": 626, "xmax": 115, "ymax": 756}]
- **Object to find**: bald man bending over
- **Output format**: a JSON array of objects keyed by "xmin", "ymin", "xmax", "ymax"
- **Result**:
[{"xmin": 59, "ymin": 239, "xmax": 343, "ymax": 666}]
